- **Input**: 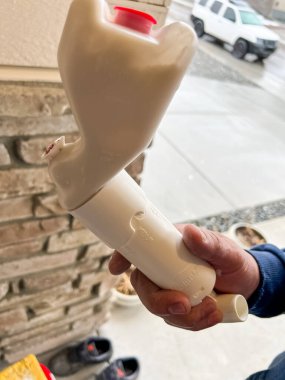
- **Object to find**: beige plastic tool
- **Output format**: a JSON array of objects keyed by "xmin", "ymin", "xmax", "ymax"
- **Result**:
[{"xmin": 44, "ymin": 0, "xmax": 248, "ymax": 323}]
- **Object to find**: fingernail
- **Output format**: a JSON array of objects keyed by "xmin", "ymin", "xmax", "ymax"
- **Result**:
[{"xmin": 168, "ymin": 302, "xmax": 188, "ymax": 315}]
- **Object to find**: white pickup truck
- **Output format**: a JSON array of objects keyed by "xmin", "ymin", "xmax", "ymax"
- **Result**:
[{"xmin": 191, "ymin": 0, "xmax": 280, "ymax": 59}]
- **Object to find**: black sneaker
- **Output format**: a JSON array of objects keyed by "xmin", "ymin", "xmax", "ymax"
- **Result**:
[
  {"xmin": 48, "ymin": 336, "xmax": 113, "ymax": 376},
  {"xmin": 96, "ymin": 357, "xmax": 140, "ymax": 380}
]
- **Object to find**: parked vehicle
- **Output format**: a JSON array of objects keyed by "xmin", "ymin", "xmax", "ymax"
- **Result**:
[{"xmin": 191, "ymin": 0, "xmax": 280, "ymax": 59}]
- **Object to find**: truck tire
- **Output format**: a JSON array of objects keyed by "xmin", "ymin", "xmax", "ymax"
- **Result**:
[
  {"xmin": 194, "ymin": 19, "xmax": 205, "ymax": 38},
  {"xmin": 232, "ymin": 39, "xmax": 248, "ymax": 59}
]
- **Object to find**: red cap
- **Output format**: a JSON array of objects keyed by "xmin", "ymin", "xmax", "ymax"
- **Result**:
[
  {"xmin": 114, "ymin": 6, "xmax": 157, "ymax": 35},
  {"xmin": 40, "ymin": 364, "xmax": 55, "ymax": 380}
]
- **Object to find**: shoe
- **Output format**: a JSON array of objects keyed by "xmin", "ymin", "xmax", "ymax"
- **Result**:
[
  {"xmin": 48, "ymin": 336, "xmax": 113, "ymax": 376},
  {"xmin": 96, "ymin": 357, "xmax": 140, "ymax": 380}
]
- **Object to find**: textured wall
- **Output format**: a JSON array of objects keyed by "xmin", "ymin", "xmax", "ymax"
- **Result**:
[
  {"xmin": 0, "ymin": 0, "xmax": 170, "ymax": 69},
  {"xmin": 0, "ymin": 0, "xmax": 72, "ymax": 68}
]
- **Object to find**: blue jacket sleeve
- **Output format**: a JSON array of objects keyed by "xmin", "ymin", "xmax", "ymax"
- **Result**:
[{"xmin": 248, "ymin": 244, "xmax": 285, "ymax": 318}]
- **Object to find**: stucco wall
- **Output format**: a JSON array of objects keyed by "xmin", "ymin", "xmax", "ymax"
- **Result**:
[
  {"xmin": 0, "ymin": 0, "xmax": 170, "ymax": 69},
  {"xmin": 0, "ymin": 0, "xmax": 72, "ymax": 68}
]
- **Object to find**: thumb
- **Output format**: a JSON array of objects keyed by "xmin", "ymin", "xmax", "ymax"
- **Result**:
[{"xmin": 182, "ymin": 224, "xmax": 243, "ymax": 273}]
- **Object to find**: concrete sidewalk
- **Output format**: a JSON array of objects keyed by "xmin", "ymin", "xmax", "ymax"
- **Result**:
[{"xmin": 141, "ymin": 74, "xmax": 285, "ymax": 223}]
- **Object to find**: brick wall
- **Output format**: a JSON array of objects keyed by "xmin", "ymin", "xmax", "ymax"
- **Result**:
[{"xmin": 0, "ymin": 81, "xmax": 146, "ymax": 363}]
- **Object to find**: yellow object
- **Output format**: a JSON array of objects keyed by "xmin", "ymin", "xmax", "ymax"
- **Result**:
[{"xmin": 0, "ymin": 354, "xmax": 46, "ymax": 380}]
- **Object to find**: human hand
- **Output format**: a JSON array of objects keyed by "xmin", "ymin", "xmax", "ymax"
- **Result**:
[{"xmin": 109, "ymin": 224, "xmax": 260, "ymax": 331}]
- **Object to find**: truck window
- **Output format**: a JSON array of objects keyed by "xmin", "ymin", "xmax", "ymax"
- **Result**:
[
  {"xmin": 239, "ymin": 10, "xmax": 263, "ymax": 25},
  {"xmin": 223, "ymin": 7, "xmax": 236, "ymax": 22},
  {"xmin": 210, "ymin": 1, "xmax": 223, "ymax": 14},
  {"xmin": 199, "ymin": 0, "xmax": 209, "ymax": 5}
]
